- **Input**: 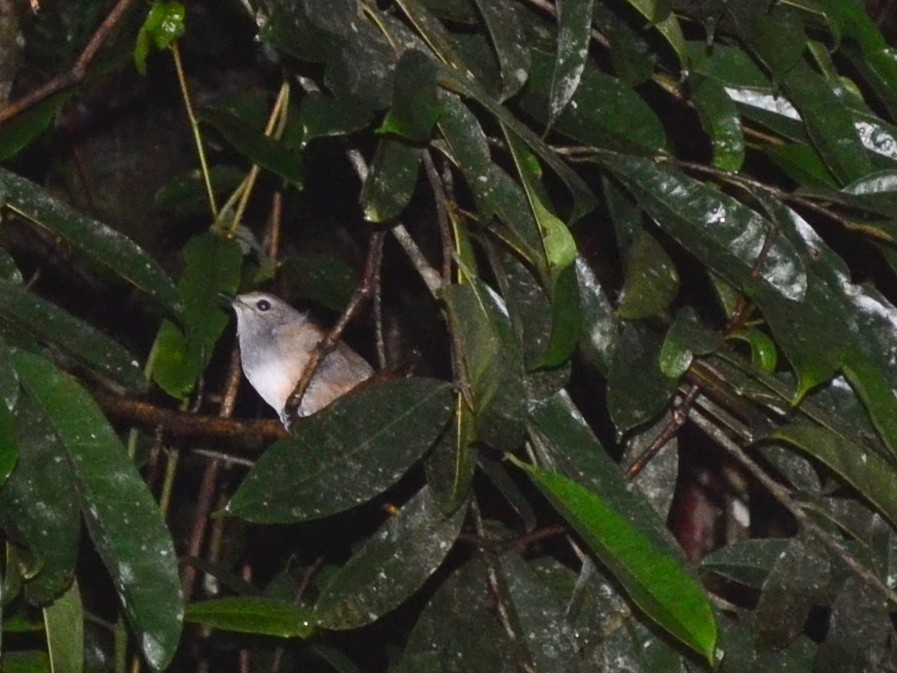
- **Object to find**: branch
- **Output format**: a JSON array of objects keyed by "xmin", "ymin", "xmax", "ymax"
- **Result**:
[
  {"xmin": 0, "ymin": 0, "xmax": 138, "ymax": 124},
  {"xmin": 92, "ymin": 389, "xmax": 286, "ymax": 443}
]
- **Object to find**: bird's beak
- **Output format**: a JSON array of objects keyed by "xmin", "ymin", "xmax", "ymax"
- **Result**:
[{"xmin": 218, "ymin": 292, "xmax": 237, "ymax": 309}]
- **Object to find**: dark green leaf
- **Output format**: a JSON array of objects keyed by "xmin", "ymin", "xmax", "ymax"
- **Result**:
[
  {"xmin": 437, "ymin": 93, "xmax": 495, "ymax": 220},
  {"xmin": 701, "ymin": 538, "xmax": 791, "ymax": 589},
  {"xmin": 770, "ymin": 420, "xmax": 897, "ymax": 530},
  {"xmin": 606, "ymin": 322, "xmax": 677, "ymax": 435},
  {"xmin": 424, "ymin": 411, "xmax": 476, "ymax": 513},
  {"xmin": 659, "ymin": 307, "xmax": 722, "ymax": 379},
  {"xmin": 438, "ymin": 62, "xmax": 599, "ymax": 221},
  {"xmin": 619, "ymin": 0, "xmax": 688, "ymax": 68},
  {"xmin": 153, "ymin": 165, "xmax": 245, "ymax": 219},
  {"xmin": 2, "ymin": 652, "xmax": 51, "ymax": 673},
  {"xmin": 392, "ymin": 559, "xmax": 517, "ymax": 673},
  {"xmin": 473, "ymin": 0, "xmax": 530, "ymax": 100},
  {"xmin": 753, "ymin": 534, "xmax": 830, "ymax": 646},
  {"xmin": 200, "ymin": 107, "xmax": 304, "ymax": 187},
  {"xmin": 227, "ymin": 378, "xmax": 453, "ymax": 523},
  {"xmin": 528, "ymin": 391, "xmax": 685, "ymax": 558},
  {"xmin": 814, "ymin": 577, "xmax": 890, "ymax": 672},
  {"xmin": 0, "ymin": 392, "xmax": 79, "ymax": 605},
  {"xmin": 443, "ymin": 281, "xmax": 527, "ymax": 450},
  {"xmin": 0, "ymin": 279, "xmax": 145, "ymax": 393},
  {"xmin": 0, "ymin": 93, "xmax": 68, "ymax": 161},
  {"xmin": 185, "ymin": 598, "xmax": 315, "ymax": 638},
  {"xmin": 781, "ymin": 64, "xmax": 873, "ymax": 185},
  {"xmin": 279, "ymin": 251, "xmax": 359, "ymax": 312},
  {"xmin": 617, "ymin": 228, "xmax": 679, "ymax": 319},
  {"xmin": 298, "ymin": 92, "xmax": 376, "ymax": 141},
  {"xmin": 314, "ymin": 486, "xmax": 466, "ymax": 629},
  {"xmin": 380, "ymin": 49, "xmax": 440, "ymax": 143},
  {"xmin": 548, "ymin": 0, "xmax": 595, "ymax": 125},
  {"xmin": 14, "ymin": 352, "xmax": 182, "ymax": 671},
  {"xmin": 519, "ymin": 50, "xmax": 666, "ymax": 154},
  {"xmin": 602, "ymin": 154, "xmax": 807, "ymax": 302},
  {"xmin": 513, "ymin": 458, "xmax": 717, "ymax": 661},
  {"xmin": 500, "ymin": 554, "xmax": 582, "ymax": 672},
  {"xmin": 0, "ymin": 169, "xmax": 180, "ymax": 315},
  {"xmin": 576, "ymin": 256, "xmax": 617, "ymax": 374},
  {"xmin": 689, "ymin": 74, "xmax": 745, "ymax": 172},
  {"xmin": 0, "ymin": 397, "xmax": 18, "ymax": 488},
  {"xmin": 360, "ymin": 138, "xmax": 422, "ymax": 223}
]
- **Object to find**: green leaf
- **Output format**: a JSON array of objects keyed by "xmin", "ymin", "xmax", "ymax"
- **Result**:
[
  {"xmin": 314, "ymin": 486, "xmax": 466, "ymax": 629},
  {"xmin": 226, "ymin": 378, "xmax": 453, "ymax": 523},
  {"xmin": 298, "ymin": 91, "xmax": 376, "ymax": 141},
  {"xmin": 360, "ymin": 137, "xmax": 422, "ymax": 223},
  {"xmin": 0, "ymin": 392, "xmax": 79, "ymax": 605},
  {"xmin": 14, "ymin": 352, "xmax": 183, "ymax": 671},
  {"xmin": 576, "ymin": 256, "xmax": 617, "ymax": 373},
  {"xmin": 781, "ymin": 64, "xmax": 873, "ymax": 185},
  {"xmin": 151, "ymin": 232, "xmax": 243, "ymax": 399},
  {"xmin": 549, "ymin": 0, "xmax": 595, "ymax": 126},
  {"xmin": 620, "ymin": 0, "xmax": 688, "ymax": 69},
  {"xmin": 0, "ymin": 169, "xmax": 180, "ymax": 315},
  {"xmin": 392, "ymin": 559, "xmax": 518, "ymax": 672},
  {"xmin": 689, "ymin": 74, "xmax": 745, "ymax": 172},
  {"xmin": 0, "ymin": 397, "xmax": 18, "ymax": 488},
  {"xmin": 658, "ymin": 307, "xmax": 721, "ymax": 379},
  {"xmin": 443, "ymin": 281, "xmax": 527, "ymax": 450},
  {"xmin": 437, "ymin": 93, "xmax": 496, "ymax": 219},
  {"xmin": 185, "ymin": 598, "xmax": 315, "ymax": 638},
  {"xmin": 200, "ymin": 107, "xmax": 304, "ymax": 187},
  {"xmin": 472, "ymin": 0, "xmax": 529, "ymax": 100},
  {"xmin": 512, "ymin": 457, "xmax": 717, "ymax": 662},
  {"xmin": 601, "ymin": 154, "xmax": 807, "ymax": 302},
  {"xmin": 504, "ymin": 130, "xmax": 576, "ymax": 277},
  {"xmin": 606, "ymin": 322, "xmax": 677, "ymax": 435},
  {"xmin": 617, "ymin": 228, "xmax": 679, "ymax": 319},
  {"xmin": 134, "ymin": 1, "xmax": 186, "ymax": 74},
  {"xmin": 437, "ymin": 62, "xmax": 598, "ymax": 221},
  {"xmin": 727, "ymin": 329, "xmax": 778, "ymax": 374},
  {"xmin": 380, "ymin": 49, "xmax": 440, "ymax": 143},
  {"xmin": 0, "ymin": 93, "xmax": 68, "ymax": 161},
  {"xmin": 771, "ymin": 420, "xmax": 897, "ymax": 530},
  {"xmin": 701, "ymin": 538, "xmax": 791, "ymax": 589},
  {"xmin": 2, "ymin": 652, "xmax": 51, "ymax": 673},
  {"xmin": 519, "ymin": 50, "xmax": 666, "ymax": 154},
  {"xmin": 0, "ymin": 279, "xmax": 145, "ymax": 393},
  {"xmin": 43, "ymin": 581, "xmax": 83, "ymax": 673}
]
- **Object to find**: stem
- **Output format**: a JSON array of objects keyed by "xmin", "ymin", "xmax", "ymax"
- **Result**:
[{"xmin": 171, "ymin": 41, "xmax": 218, "ymax": 220}]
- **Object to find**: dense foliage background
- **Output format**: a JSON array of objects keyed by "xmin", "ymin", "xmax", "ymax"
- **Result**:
[{"xmin": 3, "ymin": 0, "xmax": 897, "ymax": 671}]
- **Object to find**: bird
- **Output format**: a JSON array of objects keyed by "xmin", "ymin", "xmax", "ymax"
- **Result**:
[{"xmin": 229, "ymin": 292, "xmax": 373, "ymax": 427}]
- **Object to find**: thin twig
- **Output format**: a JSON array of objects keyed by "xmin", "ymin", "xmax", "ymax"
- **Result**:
[
  {"xmin": 0, "ymin": 0, "xmax": 138, "ymax": 124},
  {"xmin": 470, "ymin": 497, "xmax": 538, "ymax": 673},
  {"xmin": 689, "ymin": 408, "xmax": 897, "ymax": 607},
  {"xmin": 626, "ymin": 385, "xmax": 701, "ymax": 479},
  {"xmin": 422, "ymin": 150, "xmax": 454, "ymax": 284},
  {"xmin": 282, "ymin": 231, "xmax": 386, "ymax": 425}
]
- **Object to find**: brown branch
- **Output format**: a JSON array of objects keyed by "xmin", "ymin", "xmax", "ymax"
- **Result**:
[
  {"xmin": 0, "ymin": 0, "xmax": 138, "ymax": 124},
  {"xmin": 92, "ymin": 389, "xmax": 286, "ymax": 443},
  {"xmin": 626, "ymin": 385, "xmax": 701, "ymax": 479},
  {"xmin": 282, "ymin": 230, "xmax": 386, "ymax": 426}
]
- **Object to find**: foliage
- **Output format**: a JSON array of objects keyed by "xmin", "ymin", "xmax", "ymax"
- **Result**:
[{"xmin": 1, "ymin": 0, "xmax": 897, "ymax": 671}]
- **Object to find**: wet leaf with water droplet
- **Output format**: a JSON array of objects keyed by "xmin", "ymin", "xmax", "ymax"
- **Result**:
[
  {"xmin": 228, "ymin": 378, "xmax": 453, "ymax": 523},
  {"xmin": 14, "ymin": 352, "xmax": 182, "ymax": 671},
  {"xmin": 314, "ymin": 486, "xmax": 466, "ymax": 629}
]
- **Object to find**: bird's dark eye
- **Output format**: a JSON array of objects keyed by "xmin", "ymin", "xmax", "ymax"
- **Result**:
[{"xmin": 257, "ymin": 299, "xmax": 271, "ymax": 311}]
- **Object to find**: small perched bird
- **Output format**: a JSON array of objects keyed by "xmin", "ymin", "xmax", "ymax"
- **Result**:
[{"xmin": 230, "ymin": 292, "xmax": 374, "ymax": 427}]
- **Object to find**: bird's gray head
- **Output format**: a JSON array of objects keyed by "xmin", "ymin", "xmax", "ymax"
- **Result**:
[{"xmin": 230, "ymin": 292, "xmax": 307, "ymax": 346}]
